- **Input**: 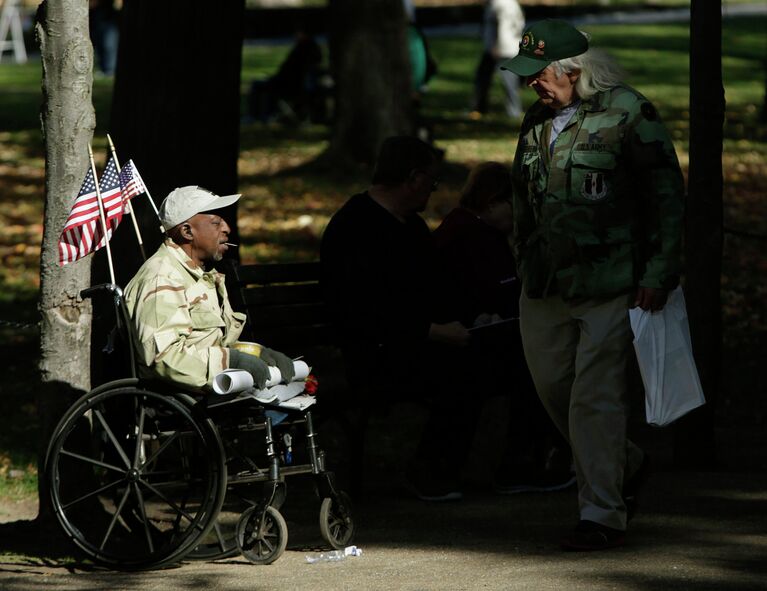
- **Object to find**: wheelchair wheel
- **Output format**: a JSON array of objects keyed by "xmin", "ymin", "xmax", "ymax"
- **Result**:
[
  {"xmin": 319, "ymin": 491, "xmax": 355, "ymax": 549},
  {"xmin": 46, "ymin": 384, "xmax": 226, "ymax": 570},
  {"xmin": 187, "ymin": 493, "xmax": 250, "ymax": 560},
  {"xmin": 187, "ymin": 518, "xmax": 240, "ymax": 561},
  {"xmin": 236, "ymin": 505, "xmax": 288, "ymax": 565}
]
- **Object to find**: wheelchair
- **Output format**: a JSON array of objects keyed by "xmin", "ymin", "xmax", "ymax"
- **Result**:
[{"xmin": 44, "ymin": 283, "xmax": 355, "ymax": 570}]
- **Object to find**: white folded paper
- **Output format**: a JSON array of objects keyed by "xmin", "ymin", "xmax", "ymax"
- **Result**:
[{"xmin": 278, "ymin": 394, "xmax": 316, "ymax": 411}]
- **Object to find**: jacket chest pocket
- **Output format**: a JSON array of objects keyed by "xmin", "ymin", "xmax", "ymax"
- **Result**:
[
  {"xmin": 520, "ymin": 149, "xmax": 545, "ymax": 200},
  {"xmin": 189, "ymin": 307, "xmax": 225, "ymax": 330},
  {"xmin": 569, "ymin": 151, "xmax": 618, "ymax": 204}
]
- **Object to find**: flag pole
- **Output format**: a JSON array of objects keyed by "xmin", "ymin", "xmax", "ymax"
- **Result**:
[
  {"xmin": 107, "ymin": 134, "xmax": 146, "ymax": 260},
  {"xmin": 88, "ymin": 143, "xmax": 116, "ymax": 285},
  {"xmin": 142, "ymin": 181, "xmax": 164, "ymax": 234}
]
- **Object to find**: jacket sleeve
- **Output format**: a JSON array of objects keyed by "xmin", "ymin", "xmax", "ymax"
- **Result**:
[
  {"xmin": 626, "ymin": 99, "xmax": 685, "ymax": 290},
  {"xmin": 510, "ymin": 118, "xmax": 542, "ymax": 281},
  {"xmin": 127, "ymin": 275, "xmax": 229, "ymax": 389}
]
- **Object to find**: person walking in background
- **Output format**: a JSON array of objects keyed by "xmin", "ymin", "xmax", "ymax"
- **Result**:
[
  {"xmin": 403, "ymin": 0, "xmax": 439, "ymax": 143},
  {"xmin": 502, "ymin": 19, "xmax": 684, "ymax": 550},
  {"xmin": 433, "ymin": 162, "xmax": 575, "ymax": 494},
  {"xmin": 470, "ymin": 0, "xmax": 525, "ymax": 120},
  {"xmin": 89, "ymin": 0, "xmax": 119, "ymax": 77}
]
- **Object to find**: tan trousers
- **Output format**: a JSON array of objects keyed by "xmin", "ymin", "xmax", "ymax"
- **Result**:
[{"xmin": 519, "ymin": 290, "xmax": 644, "ymax": 531}]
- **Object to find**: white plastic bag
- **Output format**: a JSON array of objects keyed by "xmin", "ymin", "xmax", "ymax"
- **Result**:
[{"xmin": 629, "ymin": 286, "xmax": 706, "ymax": 427}]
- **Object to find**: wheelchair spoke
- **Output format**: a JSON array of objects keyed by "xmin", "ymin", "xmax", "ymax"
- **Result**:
[
  {"xmin": 141, "ymin": 431, "xmax": 180, "ymax": 470},
  {"xmin": 131, "ymin": 482, "xmax": 155, "ymax": 555},
  {"xmin": 138, "ymin": 480, "xmax": 199, "ymax": 528},
  {"xmin": 260, "ymin": 530, "xmax": 278, "ymax": 552},
  {"xmin": 210, "ymin": 522, "xmax": 227, "ymax": 551},
  {"xmin": 61, "ymin": 477, "xmax": 124, "ymax": 511},
  {"xmin": 59, "ymin": 449, "xmax": 125, "ymax": 474},
  {"xmin": 132, "ymin": 404, "xmax": 146, "ymax": 470},
  {"xmin": 94, "ymin": 409, "xmax": 131, "ymax": 469},
  {"xmin": 100, "ymin": 483, "xmax": 132, "ymax": 551}
]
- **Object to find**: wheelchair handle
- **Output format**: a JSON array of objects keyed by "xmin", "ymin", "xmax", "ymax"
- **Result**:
[{"xmin": 80, "ymin": 283, "xmax": 124, "ymax": 300}]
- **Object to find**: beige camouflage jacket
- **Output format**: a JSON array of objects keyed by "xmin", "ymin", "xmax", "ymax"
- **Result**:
[{"xmin": 124, "ymin": 239, "xmax": 246, "ymax": 389}]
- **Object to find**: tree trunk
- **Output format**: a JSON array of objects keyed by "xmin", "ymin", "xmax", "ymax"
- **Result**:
[
  {"xmin": 35, "ymin": 0, "xmax": 97, "ymax": 520},
  {"xmin": 107, "ymin": 0, "xmax": 245, "ymax": 287},
  {"xmin": 677, "ymin": 0, "xmax": 724, "ymax": 468},
  {"xmin": 324, "ymin": 0, "xmax": 413, "ymax": 167}
]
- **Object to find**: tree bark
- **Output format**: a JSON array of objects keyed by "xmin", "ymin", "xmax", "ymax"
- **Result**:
[
  {"xmin": 35, "ymin": 0, "xmax": 96, "ymax": 520},
  {"xmin": 107, "ymin": 0, "xmax": 245, "ymax": 286},
  {"xmin": 324, "ymin": 0, "xmax": 413, "ymax": 167},
  {"xmin": 677, "ymin": 0, "xmax": 724, "ymax": 468}
]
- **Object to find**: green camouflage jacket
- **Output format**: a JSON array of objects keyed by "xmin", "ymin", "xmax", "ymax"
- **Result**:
[
  {"xmin": 124, "ymin": 239, "xmax": 246, "ymax": 389},
  {"xmin": 510, "ymin": 84, "xmax": 684, "ymax": 300}
]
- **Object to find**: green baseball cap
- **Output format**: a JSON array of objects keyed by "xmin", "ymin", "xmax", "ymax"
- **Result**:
[{"xmin": 501, "ymin": 19, "xmax": 589, "ymax": 77}]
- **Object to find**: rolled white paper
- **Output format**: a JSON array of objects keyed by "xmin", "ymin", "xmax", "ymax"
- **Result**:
[
  {"xmin": 293, "ymin": 360, "xmax": 310, "ymax": 381},
  {"xmin": 265, "ymin": 366, "xmax": 283, "ymax": 388},
  {"xmin": 264, "ymin": 360, "xmax": 311, "ymax": 387},
  {"xmin": 213, "ymin": 369, "xmax": 254, "ymax": 395},
  {"xmin": 213, "ymin": 360, "xmax": 312, "ymax": 397}
]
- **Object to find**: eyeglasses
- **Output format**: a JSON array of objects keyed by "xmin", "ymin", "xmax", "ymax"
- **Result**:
[{"xmin": 416, "ymin": 170, "xmax": 440, "ymax": 192}]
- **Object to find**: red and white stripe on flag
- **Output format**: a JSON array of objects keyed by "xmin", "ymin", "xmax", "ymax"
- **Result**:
[
  {"xmin": 58, "ymin": 156, "xmax": 125, "ymax": 266},
  {"xmin": 119, "ymin": 159, "xmax": 147, "ymax": 201}
]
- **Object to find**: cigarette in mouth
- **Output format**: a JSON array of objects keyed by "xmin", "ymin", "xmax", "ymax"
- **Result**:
[{"xmin": 224, "ymin": 242, "xmax": 238, "ymax": 247}]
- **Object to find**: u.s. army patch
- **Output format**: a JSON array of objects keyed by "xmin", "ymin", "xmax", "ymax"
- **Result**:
[{"xmin": 581, "ymin": 171, "xmax": 608, "ymax": 201}]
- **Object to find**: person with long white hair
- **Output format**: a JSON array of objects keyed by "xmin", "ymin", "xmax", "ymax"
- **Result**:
[{"xmin": 502, "ymin": 19, "xmax": 685, "ymax": 551}]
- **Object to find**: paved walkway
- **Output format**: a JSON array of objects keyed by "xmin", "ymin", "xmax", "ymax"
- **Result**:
[{"xmin": 1, "ymin": 467, "xmax": 765, "ymax": 590}]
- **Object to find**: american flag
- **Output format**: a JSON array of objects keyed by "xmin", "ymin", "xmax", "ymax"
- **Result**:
[
  {"xmin": 119, "ymin": 159, "xmax": 147, "ymax": 201},
  {"xmin": 58, "ymin": 156, "xmax": 125, "ymax": 266}
]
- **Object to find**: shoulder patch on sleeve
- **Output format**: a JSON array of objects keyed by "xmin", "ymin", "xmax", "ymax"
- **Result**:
[{"xmin": 641, "ymin": 102, "xmax": 657, "ymax": 121}]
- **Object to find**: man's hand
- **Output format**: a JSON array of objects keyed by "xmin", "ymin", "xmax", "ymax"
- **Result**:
[
  {"xmin": 259, "ymin": 347, "xmax": 296, "ymax": 382},
  {"xmin": 228, "ymin": 348, "xmax": 271, "ymax": 389},
  {"xmin": 633, "ymin": 287, "xmax": 668, "ymax": 312},
  {"xmin": 428, "ymin": 321, "xmax": 471, "ymax": 347}
]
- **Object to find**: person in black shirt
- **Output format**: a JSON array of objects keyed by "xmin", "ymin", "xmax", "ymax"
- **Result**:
[{"xmin": 321, "ymin": 136, "xmax": 471, "ymax": 501}]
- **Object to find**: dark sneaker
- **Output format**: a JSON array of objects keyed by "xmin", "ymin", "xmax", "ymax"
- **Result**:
[
  {"xmin": 495, "ymin": 468, "xmax": 576, "ymax": 495},
  {"xmin": 560, "ymin": 520, "xmax": 626, "ymax": 551},
  {"xmin": 405, "ymin": 467, "xmax": 462, "ymax": 502},
  {"xmin": 623, "ymin": 453, "xmax": 650, "ymax": 522}
]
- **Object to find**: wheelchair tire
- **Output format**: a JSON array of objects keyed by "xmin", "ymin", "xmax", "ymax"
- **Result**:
[
  {"xmin": 187, "ymin": 494, "xmax": 251, "ymax": 561},
  {"xmin": 319, "ymin": 491, "xmax": 355, "ymax": 549},
  {"xmin": 236, "ymin": 505, "xmax": 288, "ymax": 565},
  {"xmin": 46, "ymin": 383, "xmax": 227, "ymax": 570}
]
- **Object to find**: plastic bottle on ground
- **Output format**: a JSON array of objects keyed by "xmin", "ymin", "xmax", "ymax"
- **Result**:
[{"xmin": 305, "ymin": 545, "xmax": 362, "ymax": 563}]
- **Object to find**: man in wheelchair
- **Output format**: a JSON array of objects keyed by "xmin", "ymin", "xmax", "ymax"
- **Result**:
[{"xmin": 124, "ymin": 185, "xmax": 295, "ymax": 391}]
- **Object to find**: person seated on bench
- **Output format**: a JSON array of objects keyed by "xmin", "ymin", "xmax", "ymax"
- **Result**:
[
  {"xmin": 320, "ymin": 135, "xmax": 474, "ymax": 502},
  {"xmin": 248, "ymin": 24, "xmax": 326, "ymax": 124},
  {"xmin": 124, "ymin": 185, "xmax": 295, "ymax": 391},
  {"xmin": 433, "ymin": 161, "xmax": 574, "ymax": 494}
]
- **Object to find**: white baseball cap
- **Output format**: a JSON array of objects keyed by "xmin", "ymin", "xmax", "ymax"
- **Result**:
[{"xmin": 159, "ymin": 186, "xmax": 241, "ymax": 230}]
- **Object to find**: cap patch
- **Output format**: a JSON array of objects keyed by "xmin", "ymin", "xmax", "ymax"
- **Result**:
[{"xmin": 521, "ymin": 33, "xmax": 533, "ymax": 48}]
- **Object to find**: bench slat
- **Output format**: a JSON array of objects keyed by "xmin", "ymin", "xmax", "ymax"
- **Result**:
[
  {"xmin": 233, "ymin": 261, "xmax": 321, "ymax": 285},
  {"xmin": 241, "ymin": 283, "xmax": 323, "ymax": 306},
  {"xmin": 248, "ymin": 303, "xmax": 328, "ymax": 328}
]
